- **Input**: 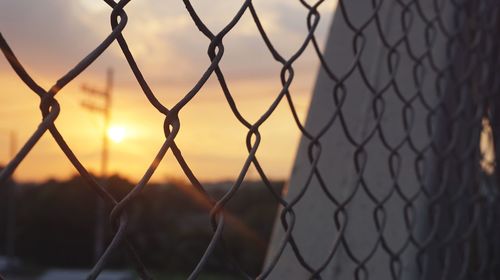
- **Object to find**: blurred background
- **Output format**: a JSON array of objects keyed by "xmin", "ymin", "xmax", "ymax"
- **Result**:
[{"xmin": 0, "ymin": 0, "xmax": 337, "ymax": 278}]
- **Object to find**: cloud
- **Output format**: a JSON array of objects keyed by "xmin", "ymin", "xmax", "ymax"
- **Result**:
[
  {"xmin": 0, "ymin": 0, "xmax": 338, "ymax": 181},
  {"xmin": 0, "ymin": 0, "xmax": 334, "ymax": 83},
  {"xmin": 0, "ymin": 0, "xmax": 114, "ymax": 78}
]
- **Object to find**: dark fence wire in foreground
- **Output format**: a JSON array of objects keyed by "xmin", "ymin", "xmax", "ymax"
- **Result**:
[{"xmin": 1, "ymin": 0, "xmax": 500, "ymax": 279}]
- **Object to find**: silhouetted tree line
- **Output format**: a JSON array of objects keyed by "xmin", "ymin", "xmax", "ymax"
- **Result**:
[{"xmin": 0, "ymin": 170, "xmax": 283, "ymax": 275}]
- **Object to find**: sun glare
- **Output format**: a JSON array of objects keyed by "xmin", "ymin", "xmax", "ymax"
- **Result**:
[{"xmin": 108, "ymin": 126, "xmax": 126, "ymax": 143}]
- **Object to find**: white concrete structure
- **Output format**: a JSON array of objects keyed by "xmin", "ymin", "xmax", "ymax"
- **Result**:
[{"xmin": 266, "ymin": 1, "xmax": 458, "ymax": 279}]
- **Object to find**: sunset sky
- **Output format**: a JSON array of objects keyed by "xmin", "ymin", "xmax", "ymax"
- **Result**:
[{"xmin": 0, "ymin": 0, "xmax": 336, "ymax": 183}]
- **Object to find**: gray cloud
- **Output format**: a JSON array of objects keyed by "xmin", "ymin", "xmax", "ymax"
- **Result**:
[
  {"xmin": 0, "ymin": 0, "xmax": 116, "ymax": 77},
  {"xmin": 0, "ymin": 0, "xmax": 335, "ymax": 87}
]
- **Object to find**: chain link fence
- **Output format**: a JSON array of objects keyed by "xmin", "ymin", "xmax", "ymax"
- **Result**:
[{"xmin": 1, "ymin": 0, "xmax": 500, "ymax": 279}]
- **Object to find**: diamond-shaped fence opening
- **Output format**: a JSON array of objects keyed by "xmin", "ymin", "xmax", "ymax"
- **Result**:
[{"xmin": 1, "ymin": 0, "xmax": 500, "ymax": 279}]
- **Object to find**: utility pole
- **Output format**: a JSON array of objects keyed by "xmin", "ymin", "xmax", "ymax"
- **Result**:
[
  {"xmin": 4, "ymin": 130, "xmax": 17, "ymax": 269},
  {"xmin": 81, "ymin": 68, "xmax": 113, "ymax": 262}
]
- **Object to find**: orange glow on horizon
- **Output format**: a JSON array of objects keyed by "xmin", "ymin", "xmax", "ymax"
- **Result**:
[{"xmin": 0, "ymin": 0, "xmax": 337, "ymax": 183}]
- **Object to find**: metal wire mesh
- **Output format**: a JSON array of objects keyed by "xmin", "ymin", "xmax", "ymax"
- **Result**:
[{"xmin": 1, "ymin": 0, "xmax": 500, "ymax": 279}]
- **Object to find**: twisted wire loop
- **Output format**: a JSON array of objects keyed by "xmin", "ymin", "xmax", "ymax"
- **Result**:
[{"xmin": 1, "ymin": 0, "xmax": 500, "ymax": 279}]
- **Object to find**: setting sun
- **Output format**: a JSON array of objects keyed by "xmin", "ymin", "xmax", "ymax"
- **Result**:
[{"xmin": 107, "ymin": 125, "xmax": 126, "ymax": 143}]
